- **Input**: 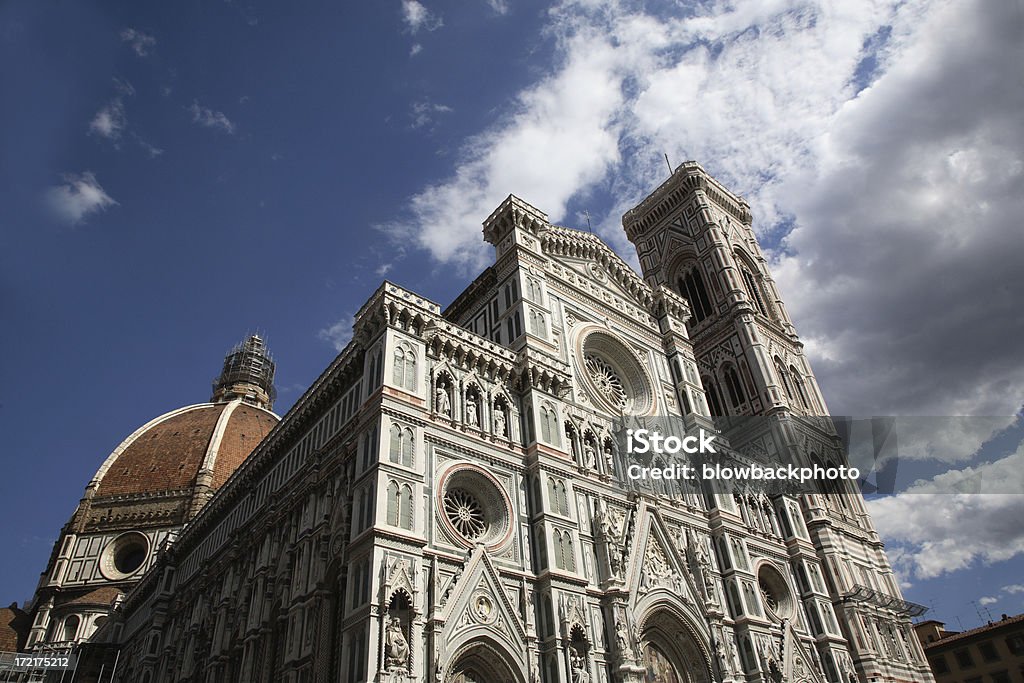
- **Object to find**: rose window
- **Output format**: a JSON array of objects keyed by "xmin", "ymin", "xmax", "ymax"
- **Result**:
[
  {"xmin": 585, "ymin": 354, "xmax": 627, "ymax": 409},
  {"xmin": 759, "ymin": 576, "xmax": 778, "ymax": 612},
  {"xmin": 576, "ymin": 331, "xmax": 654, "ymax": 415},
  {"xmin": 438, "ymin": 465, "xmax": 513, "ymax": 549},
  {"xmin": 444, "ymin": 488, "xmax": 486, "ymax": 539},
  {"xmin": 756, "ymin": 563, "xmax": 794, "ymax": 619}
]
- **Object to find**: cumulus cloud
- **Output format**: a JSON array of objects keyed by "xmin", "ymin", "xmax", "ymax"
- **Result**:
[
  {"xmin": 318, "ymin": 315, "xmax": 356, "ymax": 352},
  {"xmin": 1005, "ymin": 584, "xmax": 1024, "ymax": 595},
  {"xmin": 46, "ymin": 172, "xmax": 118, "ymax": 225},
  {"xmin": 401, "ymin": 0, "xmax": 442, "ymax": 34},
  {"xmin": 120, "ymin": 27, "xmax": 155, "ymax": 56},
  {"xmin": 866, "ymin": 448, "xmax": 1024, "ymax": 581},
  {"xmin": 979, "ymin": 596, "xmax": 998, "ymax": 606},
  {"xmin": 187, "ymin": 101, "xmax": 235, "ymax": 134},
  {"xmin": 382, "ymin": 0, "xmax": 1024, "ymax": 435}
]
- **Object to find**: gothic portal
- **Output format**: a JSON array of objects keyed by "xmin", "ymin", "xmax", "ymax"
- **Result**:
[{"xmin": 77, "ymin": 163, "xmax": 932, "ymax": 683}]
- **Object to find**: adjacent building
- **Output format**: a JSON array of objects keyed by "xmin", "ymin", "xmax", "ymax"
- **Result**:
[{"xmin": 915, "ymin": 614, "xmax": 1024, "ymax": 683}]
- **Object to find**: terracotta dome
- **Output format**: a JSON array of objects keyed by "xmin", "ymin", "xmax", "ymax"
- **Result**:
[{"xmin": 88, "ymin": 400, "xmax": 278, "ymax": 499}]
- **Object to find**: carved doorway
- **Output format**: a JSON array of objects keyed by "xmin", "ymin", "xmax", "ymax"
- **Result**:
[
  {"xmin": 447, "ymin": 642, "xmax": 521, "ymax": 683},
  {"xmin": 640, "ymin": 609, "xmax": 712, "ymax": 683}
]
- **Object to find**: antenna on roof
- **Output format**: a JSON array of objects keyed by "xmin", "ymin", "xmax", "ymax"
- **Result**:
[
  {"xmin": 583, "ymin": 209, "xmax": 593, "ymax": 233},
  {"xmin": 971, "ymin": 600, "xmax": 994, "ymax": 623},
  {"xmin": 664, "ymin": 152, "xmax": 673, "ymax": 176}
]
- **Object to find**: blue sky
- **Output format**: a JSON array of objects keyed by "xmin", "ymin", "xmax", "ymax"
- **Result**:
[{"xmin": 2, "ymin": 0, "xmax": 1023, "ymax": 632}]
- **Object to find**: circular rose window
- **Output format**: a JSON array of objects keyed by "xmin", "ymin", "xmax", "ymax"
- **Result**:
[
  {"xmin": 438, "ymin": 465, "xmax": 512, "ymax": 549},
  {"xmin": 577, "ymin": 331, "xmax": 653, "ymax": 415},
  {"xmin": 757, "ymin": 563, "xmax": 795, "ymax": 620}
]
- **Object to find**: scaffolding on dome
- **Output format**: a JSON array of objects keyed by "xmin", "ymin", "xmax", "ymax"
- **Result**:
[{"xmin": 212, "ymin": 333, "xmax": 277, "ymax": 404}]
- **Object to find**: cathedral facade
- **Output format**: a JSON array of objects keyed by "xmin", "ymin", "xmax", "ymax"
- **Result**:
[{"xmin": 81, "ymin": 163, "xmax": 930, "ymax": 683}]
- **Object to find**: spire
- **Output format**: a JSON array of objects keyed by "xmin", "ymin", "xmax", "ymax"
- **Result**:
[{"xmin": 211, "ymin": 334, "xmax": 276, "ymax": 410}]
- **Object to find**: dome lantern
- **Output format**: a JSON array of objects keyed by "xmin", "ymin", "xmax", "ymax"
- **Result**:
[{"xmin": 211, "ymin": 334, "xmax": 276, "ymax": 410}]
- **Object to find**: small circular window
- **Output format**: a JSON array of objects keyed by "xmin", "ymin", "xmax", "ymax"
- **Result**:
[
  {"xmin": 577, "ymin": 330, "xmax": 653, "ymax": 415},
  {"xmin": 99, "ymin": 532, "xmax": 150, "ymax": 580},
  {"xmin": 438, "ymin": 465, "xmax": 512, "ymax": 550}
]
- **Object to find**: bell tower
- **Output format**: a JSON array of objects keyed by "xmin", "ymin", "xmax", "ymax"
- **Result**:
[
  {"xmin": 623, "ymin": 161, "xmax": 825, "ymax": 419},
  {"xmin": 623, "ymin": 162, "xmax": 934, "ymax": 683}
]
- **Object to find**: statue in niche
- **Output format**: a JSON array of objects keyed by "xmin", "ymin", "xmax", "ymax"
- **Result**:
[
  {"xmin": 694, "ymin": 538, "xmax": 716, "ymax": 598},
  {"xmin": 494, "ymin": 404, "xmax": 507, "ymax": 436},
  {"xmin": 583, "ymin": 441, "xmax": 597, "ymax": 470},
  {"xmin": 614, "ymin": 619, "xmax": 631, "ymax": 660},
  {"xmin": 435, "ymin": 380, "xmax": 451, "ymax": 416},
  {"xmin": 466, "ymin": 395, "xmax": 478, "ymax": 427},
  {"xmin": 570, "ymin": 646, "xmax": 590, "ymax": 683},
  {"xmin": 603, "ymin": 441, "xmax": 615, "ymax": 473},
  {"xmin": 383, "ymin": 616, "xmax": 410, "ymax": 671}
]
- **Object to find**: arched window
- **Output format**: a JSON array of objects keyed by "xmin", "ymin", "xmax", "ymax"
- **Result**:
[
  {"xmin": 740, "ymin": 267, "xmax": 768, "ymax": 316},
  {"xmin": 547, "ymin": 477, "xmax": 569, "ymax": 516},
  {"xmin": 723, "ymin": 365, "xmax": 746, "ymax": 407},
  {"xmin": 392, "ymin": 344, "xmax": 417, "ymax": 391},
  {"xmin": 527, "ymin": 276, "xmax": 543, "ymax": 303},
  {"xmin": 703, "ymin": 376, "xmax": 724, "ymax": 416},
  {"xmin": 62, "ymin": 615, "xmax": 80, "ymax": 642},
  {"xmin": 401, "ymin": 484, "xmax": 414, "ymax": 530},
  {"xmin": 387, "ymin": 480, "xmax": 400, "ymax": 526},
  {"xmin": 554, "ymin": 530, "xmax": 575, "ymax": 571},
  {"xmin": 389, "ymin": 424, "xmax": 414, "ymax": 466},
  {"xmin": 775, "ymin": 357, "xmax": 794, "ymax": 401},
  {"xmin": 539, "ymin": 403, "xmax": 559, "ymax": 446},
  {"xmin": 677, "ymin": 266, "xmax": 713, "ymax": 324},
  {"xmin": 790, "ymin": 366, "xmax": 811, "ymax": 409}
]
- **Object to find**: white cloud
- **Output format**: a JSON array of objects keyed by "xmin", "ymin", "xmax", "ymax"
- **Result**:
[
  {"xmin": 376, "ymin": 263, "xmax": 394, "ymax": 276},
  {"xmin": 866, "ymin": 447, "xmax": 1024, "ymax": 581},
  {"xmin": 486, "ymin": 0, "xmax": 510, "ymax": 15},
  {"xmin": 89, "ymin": 100, "xmax": 126, "ymax": 140},
  {"xmin": 979, "ymin": 596, "xmax": 998, "ymax": 606},
  {"xmin": 187, "ymin": 101, "xmax": 235, "ymax": 134},
  {"xmin": 46, "ymin": 172, "xmax": 118, "ymax": 225},
  {"xmin": 318, "ymin": 315, "xmax": 356, "ymax": 352},
  {"xmin": 132, "ymin": 134, "xmax": 164, "ymax": 158},
  {"xmin": 411, "ymin": 100, "xmax": 453, "ymax": 129},
  {"xmin": 1003, "ymin": 584, "xmax": 1024, "ymax": 595},
  {"xmin": 410, "ymin": 43, "xmax": 423, "ymax": 57},
  {"xmin": 401, "ymin": 0, "xmax": 442, "ymax": 34},
  {"xmin": 120, "ymin": 27, "xmax": 155, "ymax": 57},
  {"xmin": 383, "ymin": 0, "xmax": 1024, "ymax": 435}
]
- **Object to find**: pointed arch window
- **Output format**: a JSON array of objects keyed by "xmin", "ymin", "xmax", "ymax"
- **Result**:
[
  {"xmin": 775, "ymin": 357, "xmax": 795, "ymax": 401},
  {"xmin": 389, "ymin": 424, "xmax": 414, "ymax": 467},
  {"xmin": 392, "ymin": 344, "xmax": 417, "ymax": 391},
  {"xmin": 539, "ymin": 402, "xmax": 560, "ymax": 446},
  {"xmin": 677, "ymin": 266, "xmax": 713, "ymax": 324},
  {"xmin": 723, "ymin": 365, "xmax": 746, "ymax": 408},
  {"xmin": 703, "ymin": 376, "xmax": 724, "ymax": 417},
  {"xmin": 553, "ymin": 529, "xmax": 576, "ymax": 571},
  {"xmin": 547, "ymin": 477, "xmax": 569, "ymax": 516},
  {"xmin": 386, "ymin": 480, "xmax": 414, "ymax": 530},
  {"xmin": 790, "ymin": 366, "xmax": 811, "ymax": 409},
  {"xmin": 740, "ymin": 267, "xmax": 768, "ymax": 316}
]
